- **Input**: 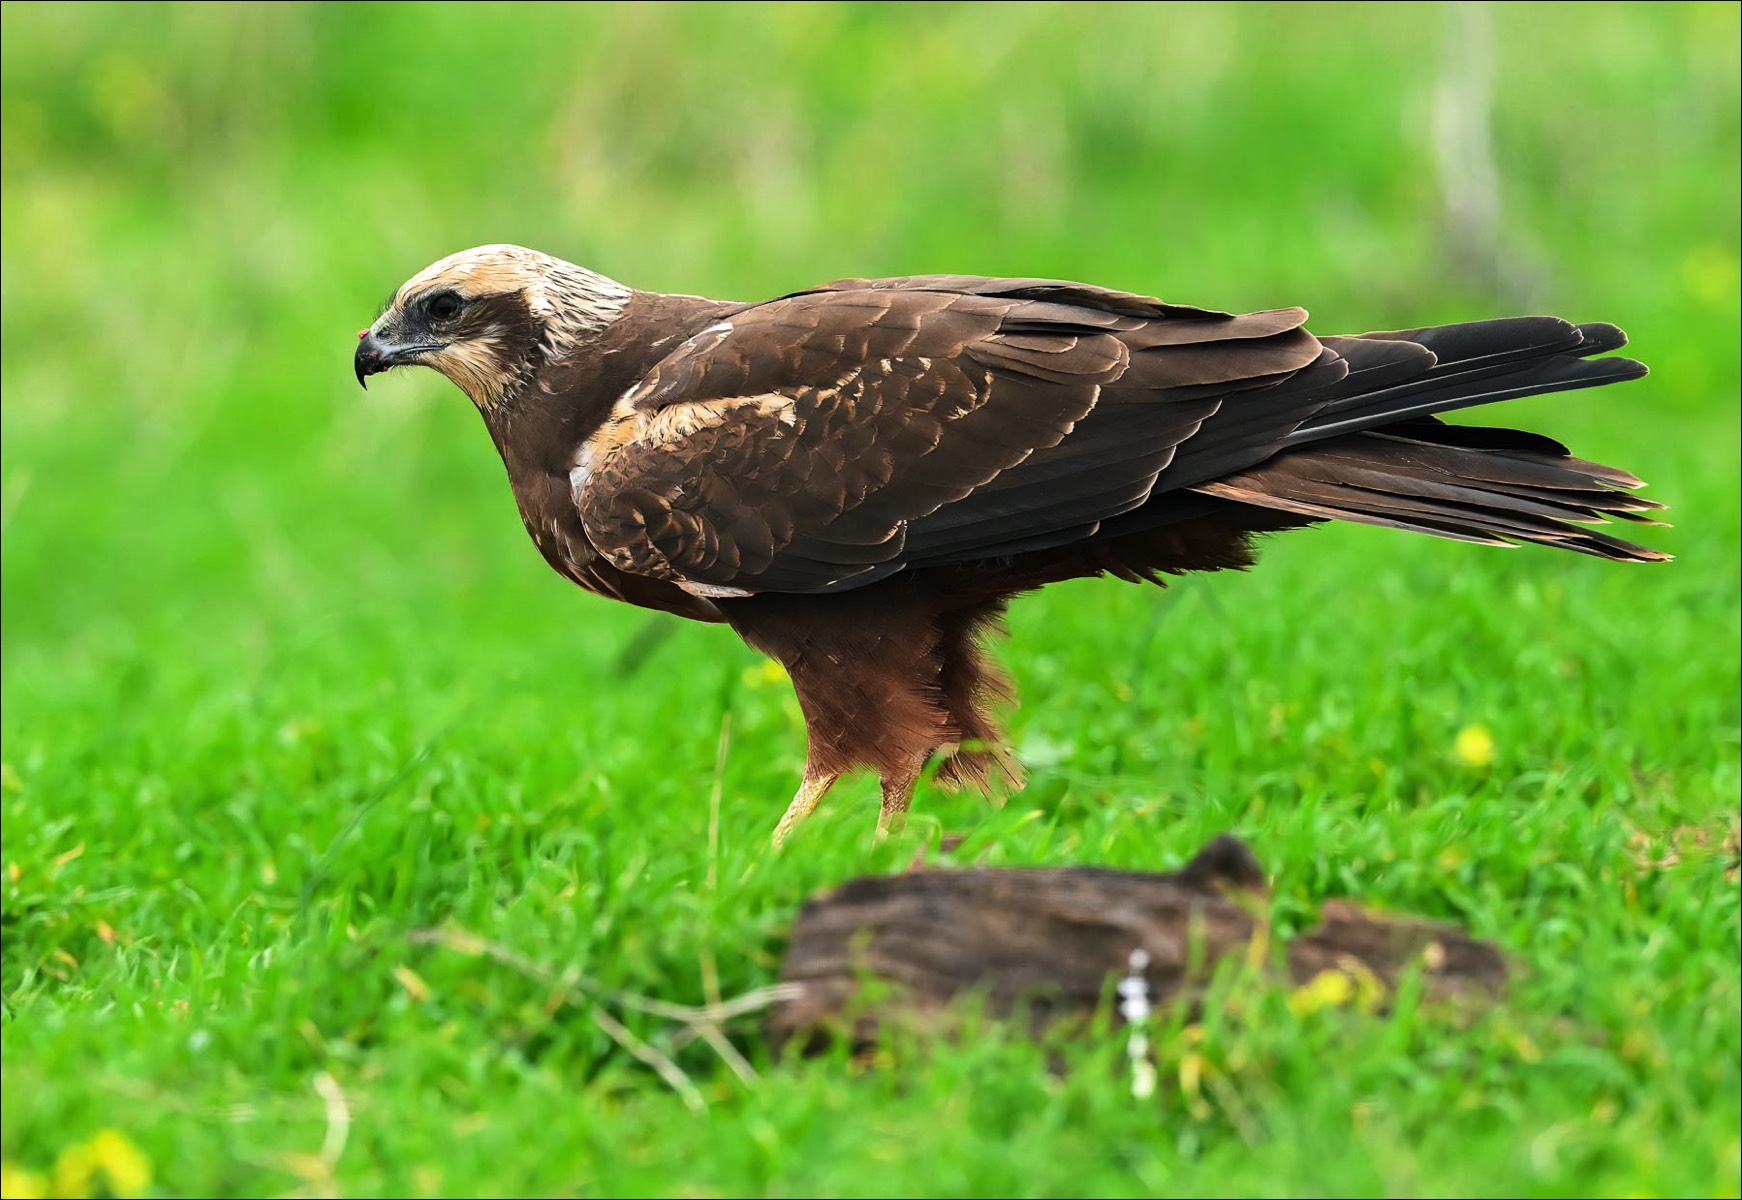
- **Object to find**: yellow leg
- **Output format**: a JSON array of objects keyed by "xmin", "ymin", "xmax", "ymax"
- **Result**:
[
  {"xmin": 876, "ymin": 767, "xmax": 922, "ymax": 839},
  {"xmin": 772, "ymin": 769, "xmax": 840, "ymax": 848}
]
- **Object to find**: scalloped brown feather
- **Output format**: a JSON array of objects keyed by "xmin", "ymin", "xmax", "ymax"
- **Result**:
[{"xmin": 368, "ymin": 249, "xmax": 1667, "ymax": 840}]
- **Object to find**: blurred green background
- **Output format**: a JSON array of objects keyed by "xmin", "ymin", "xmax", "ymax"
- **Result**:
[{"xmin": 2, "ymin": 3, "xmax": 1737, "ymax": 1197}]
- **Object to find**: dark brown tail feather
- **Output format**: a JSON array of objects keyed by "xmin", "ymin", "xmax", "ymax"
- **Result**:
[
  {"xmin": 1197, "ymin": 424, "xmax": 1670, "ymax": 563},
  {"xmin": 1287, "ymin": 317, "xmax": 1649, "ymax": 444},
  {"xmin": 1187, "ymin": 315, "xmax": 1668, "ymax": 563}
]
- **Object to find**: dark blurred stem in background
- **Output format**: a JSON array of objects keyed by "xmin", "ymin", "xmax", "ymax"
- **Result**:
[{"xmin": 1433, "ymin": 1, "xmax": 1543, "ymax": 307}]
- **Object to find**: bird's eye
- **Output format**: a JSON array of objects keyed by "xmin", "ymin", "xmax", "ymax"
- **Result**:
[{"xmin": 427, "ymin": 292, "xmax": 464, "ymax": 322}]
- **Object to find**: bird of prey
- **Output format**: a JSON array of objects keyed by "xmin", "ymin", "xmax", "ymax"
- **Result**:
[{"xmin": 356, "ymin": 245, "xmax": 1666, "ymax": 845}]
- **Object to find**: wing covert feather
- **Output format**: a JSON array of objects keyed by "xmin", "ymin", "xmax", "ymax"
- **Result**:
[{"xmin": 579, "ymin": 283, "xmax": 1325, "ymax": 592}]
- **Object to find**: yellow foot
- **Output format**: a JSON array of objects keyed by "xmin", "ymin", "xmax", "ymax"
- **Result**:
[
  {"xmin": 875, "ymin": 769, "xmax": 920, "ymax": 839},
  {"xmin": 771, "ymin": 770, "xmax": 840, "ymax": 848}
]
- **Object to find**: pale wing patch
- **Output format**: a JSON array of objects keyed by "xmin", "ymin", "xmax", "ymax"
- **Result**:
[
  {"xmin": 591, "ymin": 393, "xmax": 798, "ymax": 464},
  {"xmin": 569, "ymin": 441, "xmax": 601, "ymax": 508},
  {"xmin": 608, "ymin": 322, "xmax": 738, "ymax": 422},
  {"xmin": 677, "ymin": 580, "xmax": 755, "ymax": 599}
]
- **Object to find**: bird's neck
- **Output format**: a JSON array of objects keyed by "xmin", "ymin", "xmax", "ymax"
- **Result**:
[{"xmin": 478, "ymin": 289, "xmax": 743, "ymax": 585}]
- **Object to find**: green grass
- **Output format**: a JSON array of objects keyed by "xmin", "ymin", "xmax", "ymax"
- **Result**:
[{"xmin": 2, "ymin": 3, "xmax": 1738, "ymax": 1196}]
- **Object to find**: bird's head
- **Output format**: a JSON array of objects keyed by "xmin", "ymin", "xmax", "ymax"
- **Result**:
[{"xmin": 355, "ymin": 244, "xmax": 631, "ymax": 408}]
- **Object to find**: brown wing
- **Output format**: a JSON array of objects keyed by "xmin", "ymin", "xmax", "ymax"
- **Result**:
[{"xmin": 577, "ymin": 279, "xmax": 1333, "ymax": 594}]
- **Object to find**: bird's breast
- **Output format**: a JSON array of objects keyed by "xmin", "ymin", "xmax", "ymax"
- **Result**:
[{"xmin": 514, "ymin": 469, "xmax": 600, "ymax": 586}]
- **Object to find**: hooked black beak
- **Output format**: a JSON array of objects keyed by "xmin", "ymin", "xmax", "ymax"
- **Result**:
[{"xmin": 354, "ymin": 328, "xmax": 441, "ymax": 388}]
